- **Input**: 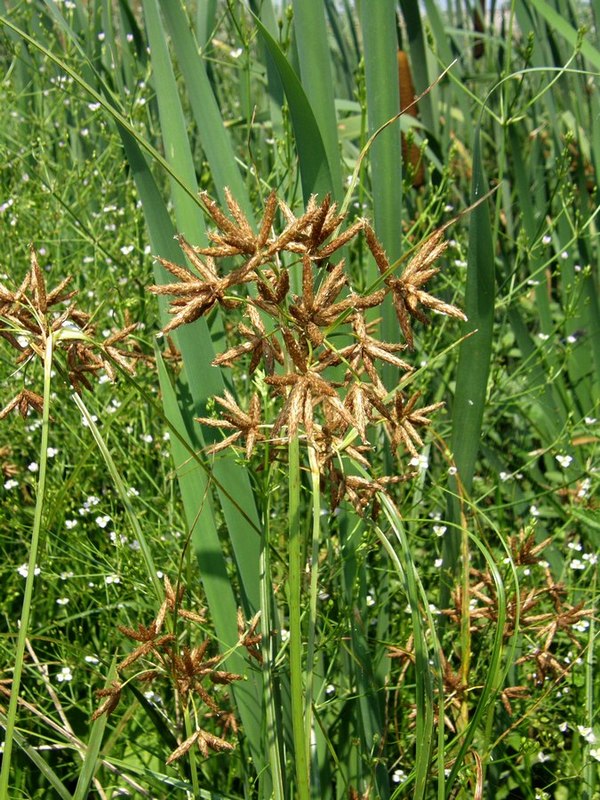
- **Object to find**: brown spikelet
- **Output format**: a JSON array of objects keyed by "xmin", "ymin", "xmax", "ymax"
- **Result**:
[
  {"xmin": 398, "ymin": 51, "xmax": 424, "ymax": 188},
  {"xmin": 92, "ymin": 681, "xmax": 122, "ymax": 720}
]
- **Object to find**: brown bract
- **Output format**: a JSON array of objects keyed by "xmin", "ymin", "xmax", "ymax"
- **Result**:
[
  {"xmin": 197, "ymin": 391, "xmax": 263, "ymax": 459},
  {"xmin": 363, "ymin": 224, "xmax": 467, "ymax": 348}
]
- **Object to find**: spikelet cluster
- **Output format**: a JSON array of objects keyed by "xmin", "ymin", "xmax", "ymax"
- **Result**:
[
  {"xmin": 93, "ymin": 577, "xmax": 260, "ymax": 764},
  {"xmin": 151, "ymin": 190, "xmax": 466, "ymax": 514},
  {"xmin": 0, "ymin": 246, "xmax": 138, "ymax": 418}
]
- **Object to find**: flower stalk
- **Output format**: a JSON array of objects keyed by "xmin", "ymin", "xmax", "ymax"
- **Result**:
[
  {"xmin": 287, "ymin": 434, "xmax": 311, "ymax": 800},
  {"xmin": 0, "ymin": 333, "xmax": 53, "ymax": 797}
]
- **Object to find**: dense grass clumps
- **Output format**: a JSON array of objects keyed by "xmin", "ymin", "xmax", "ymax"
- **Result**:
[{"xmin": 0, "ymin": 2, "xmax": 598, "ymax": 799}]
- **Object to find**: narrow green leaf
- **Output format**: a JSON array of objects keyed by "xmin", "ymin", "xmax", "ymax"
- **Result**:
[
  {"xmin": 142, "ymin": 0, "xmax": 204, "ymax": 236},
  {"xmin": 252, "ymin": 13, "xmax": 334, "ymax": 202},
  {"xmin": 0, "ymin": 712, "xmax": 73, "ymax": 800},
  {"xmin": 451, "ymin": 131, "xmax": 495, "ymax": 493},
  {"xmin": 72, "ymin": 662, "xmax": 115, "ymax": 800},
  {"xmin": 359, "ymin": 0, "xmax": 403, "ymax": 322},
  {"xmin": 443, "ymin": 125, "xmax": 495, "ymax": 582},
  {"xmin": 529, "ymin": 0, "xmax": 600, "ymax": 70},
  {"xmin": 159, "ymin": 0, "xmax": 254, "ymax": 218},
  {"xmin": 292, "ymin": 0, "xmax": 343, "ymax": 201}
]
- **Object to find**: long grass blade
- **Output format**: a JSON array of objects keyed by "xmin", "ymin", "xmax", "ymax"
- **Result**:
[
  {"xmin": 291, "ymin": 0, "xmax": 343, "ymax": 200},
  {"xmin": 252, "ymin": 13, "xmax": 334, "ymax": 201},
  {"xmin": 443, "ymin": 122, "xmax": 495, "ymax": 579}
]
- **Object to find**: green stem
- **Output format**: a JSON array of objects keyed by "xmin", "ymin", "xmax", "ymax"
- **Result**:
[
  {"xmin": 183, "ymin": 705, "xmax": 199, "ymax": 797},
  {"xmin": 260, "ymin": 487, "xmax": 285, "ymax": 800},
  {"xmin": 305, "ymin": 445, "xmax": 322, "ymax": 797},
  {"xmin": 72, "ymin": 393, "xmax": 162, "ymax": 602},
  {"xmin": 288, "ymin": 435, "xmax": 310, "ymax": 800},
  {"xmin": 0, "ymin": 334, "xmax": 53, "ymax": 796}
]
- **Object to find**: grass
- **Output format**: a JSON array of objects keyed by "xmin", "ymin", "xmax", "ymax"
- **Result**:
[{"xmin": 0, "ymin": 1, "xmax": 598, "ymax": 799}]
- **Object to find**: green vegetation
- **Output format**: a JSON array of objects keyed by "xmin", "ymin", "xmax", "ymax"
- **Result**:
[{"xmin": 0, "ymin": 1, "xmax": 598, "ymax": 798}]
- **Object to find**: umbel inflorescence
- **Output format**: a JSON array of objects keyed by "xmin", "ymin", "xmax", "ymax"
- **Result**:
[
  {"xmin": 0, "ymin": 245, "xmax": 138, "ymax": 417},
  {"xmin": 151, "ymin": 190, "xmax": 466, "ymax": 513}
]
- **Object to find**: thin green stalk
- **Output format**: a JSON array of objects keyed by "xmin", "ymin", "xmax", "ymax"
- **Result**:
[
  {"xmin": 287, "ymin": 434, "xmax": 310, "ymax": 800},
  {"xmin": 183, "ymin": 705, "xmax": 200, "ymax": 797},
  {"xmin": 306, "ymin": 445, "xmax": 322, "ymax": 797},
  {"xmin": 72, "ymin": 393, "xmax": 162, "ymax": 602},
  {"xmin": 0, "ymin": 334, "xmax": 53, "ymax": 797},
  {"xmin": 379, "ymin": 495, "xmax": 434, "ymax": 800},
  {"xmin": 583, "ymin": 565, "xmax": 597, "ymax": 800},
  {"xmin": 458, "ymin": 519, "xmax": 471, "ymax": 732},
  {"xmin": 260, "ymin": 487, "xmax": 285, "ymax": 800}
]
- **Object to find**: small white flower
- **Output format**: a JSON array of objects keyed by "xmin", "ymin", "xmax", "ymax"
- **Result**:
[
  {"xmin": 230, "ymin": 47, "xmax": 243, "ymax": 58},
  {"xmin": 585, "ymin": 416, "xmax": 597, "ymax": 425},
  {"xmin": 56, "ymin": 597, "xmax": 69, "ymax": 606},
  {"xmin": 392, "ymin": 768, "xmax": 407, "ymax": 783},
  {"xmin": 578, "ymin": 726, "xmax": 597, "ymax": 744},
  {"xmin": 542, "ymin": 234, "xmax": 552, "ymax": 244},
  {"xmin": 433, "ymin": 524, "xmax": 447, "ymax": 537},
  {"xmin": 280, "ymin": 628, "xmax": 290, "ymax": 642},
  {"xmin": 560, "ymin": 250, "xmax": 568, "ymax": 260},
  {"xmin": 537, "ymin": 332, "xmax": 550, "ymax": 341},
  {"xmin": 325, "ymin": 684, "xmax": 335, "ymax": 695},
  {"xmin": 499, "ymin": 471, "xmax": 510, "ymax": 481},
  {"xmin": 366, "ymin": 594, "xmax": 375, "ymax": 607},
  {"xmin": 140, "ymin": 434, "xmax": 153, "ymax": 443},
  {"xmin": 569, "ymin": 559, "xmax": 585, "ymax": 570},
  {"xmin": 28, "ymin": 462, "xmax": 39, "ymax": 473},
  {"xmin": 85, "ymin": 655, "xmax": 100, "ymax": 664},
  {"xmin": 577, "ymin": 479, "xmax": 591, "ymax": 498},
  {"xmin": 537, "ymin": 751, "xmax": 551, "ymax": 763},
  {"xmin": 65, "ymin": 519, "xmax": 78, "ymax": 529},
  {"xmin": 529, "ymin": 505, "xmax": 540, "ymax": 517},
  {"xmin": 127, "ymin": 486, "xmax": 139, "ymax": 497},
  {"xmin": 120, "ymin": 245, "xmax": 134, "ymax": 255},
  {"xmin": 573, "ymin": 619, "xmax": 589, "ymax": 632},
  {"xmin": 95, "ymin": 515, "xmax": 111, "ymax": 528},
  {"xmin": 104, "ymin": 574, "xmax": 120, "ymax": 584},
  {"xmin": 56, "ymin": 666, "xmax": 73, "ymax": 683},
  {"xmin": 447, "ymin": 466, "xmax": 457, "ymax": 476},
  {"xmin": 410, "ymin": 454, "xmax": 429, "ymax": 471},
  {"xmin": 47, "ymin": 447, "xmax": 58, "ymax": 458},
  {"xmin": 97, "ymin": 32, "xmax": 105, "ymax": 41},
  {"xmin": 17, "ymin": 563, "xmax": 40, "ymax": 578},
  {"xmin": 88, "ymin": 102, "xmax": 101, "ymax": 111},
  {"xmin": 4, "ymin": 479, "xmax": 18, "ymax": 490},
  {"xmin": 434, "ymin": 558, "xmax": 443, "ymax": 568},
  {"xmin": 60, "ymin": 571, "xmax": 74, "ymax": 580}
]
